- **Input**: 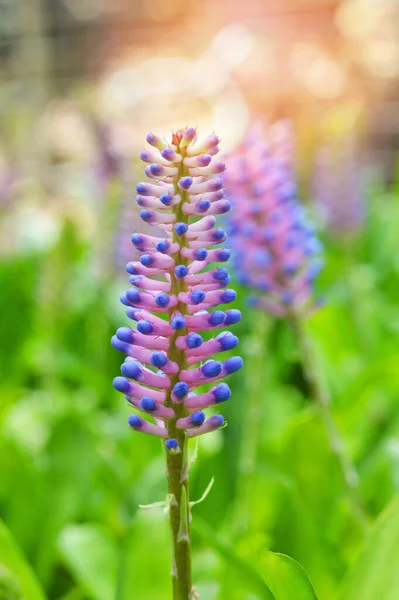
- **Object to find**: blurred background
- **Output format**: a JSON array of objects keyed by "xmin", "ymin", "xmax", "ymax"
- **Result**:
[{"xmin": 0, "ymin": 1, "xmax": 399, "ymax": 599}]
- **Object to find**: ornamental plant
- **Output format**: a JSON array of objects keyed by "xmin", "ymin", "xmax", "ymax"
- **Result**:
[
  {"xmin": 311, "ymin": 140, "xmax": 366, "ymax": 238},
  {"xmin": 112, "ymin": 127, "xmax": 242, "ymax": 600},
  {"xmin": 224, "ymin": 122, "xmax": 365, "ymax": 526}
]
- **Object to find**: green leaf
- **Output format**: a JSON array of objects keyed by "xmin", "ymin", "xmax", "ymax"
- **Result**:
[
  {"xmin": 117, "ymin": 509, "xmax": 172, "ymax": 600},
  {"xmin": 261, "ymin": 552, "xmax": 318, "ymax": 600},
  {"xmin": 192, "ymin": 516, "xmax": 275, "ymax": 599},
  {"xmin": 58, "ymin": 524, "xmax": 118, "ymax": 600},
  {"xmin": 0, "ymin": 518, "xmax": 47, "ymax": 600},
  {"xmin": 338, "ymin": 494, "xmax": 399, "ymax": 600}
]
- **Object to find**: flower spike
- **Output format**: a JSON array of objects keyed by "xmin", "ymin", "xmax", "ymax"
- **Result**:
[
  {"xmin": 112, "ymin": 127, "xmax": 242, "ymax": 439},
  {"xmin": 224, "ymin": 121, "xmax": 324, "ymax": 317}
]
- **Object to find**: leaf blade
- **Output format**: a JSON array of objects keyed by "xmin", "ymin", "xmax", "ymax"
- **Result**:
[
  {"xmin": 261, "ymin": 552, "xmax": 318, "ymax": 600},
  {"xmin": 0, "ymin": 518, "xmax": 47, "ymax": 600}
]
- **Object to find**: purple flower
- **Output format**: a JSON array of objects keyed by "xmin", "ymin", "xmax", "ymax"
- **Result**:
[
  {"xmin": 224, "ymin": 121, "xmax": 324, "ymax": 317},
  {"xmin": 112, "ymin": 127, "xmax": 242, "ymax": 447},
  {"xmin": 311, "ymin": 141, "xmax": 366, "ymax": 237}
]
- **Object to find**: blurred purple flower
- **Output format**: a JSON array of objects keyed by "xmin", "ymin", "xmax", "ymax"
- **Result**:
[
  {"xmin": 311, "ymin": 141, "xmax": 366, "ymax": 237},
  {"xmin": 224, "ymin": 121, "xmax": 324, "ymax": 318}
]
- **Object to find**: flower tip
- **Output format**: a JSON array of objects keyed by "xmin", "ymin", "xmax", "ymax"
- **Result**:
[
  {"xmin": 191, "ymin": 290, "xmax": 206, "ymax": 305},
  {"xmin": 186, "ymin": 333, "xmax": 203, "ymax": 348},
  {"xmin": 173, "ymin": 381, "xmax": 189, "ymax": 399},
  {"xmin": 213, "ymin": 383, "xmax": 231, "ymax": 403},
  {"xmin": 137, "ymin": 320, "xmax": 154, "ymax": 335},
  {"xmin": 140, "ymin": 253, "xmax": 153, "ymax": 267},
  {"xmin": 179, "ymin": 176, "xmax": 193, "ymax": 190},
  {"xmin": 155, "ymin": 292, "xmax": 170, "ymax": 307},
  {"xmin": 191, "ymin": 411, "xmax": 206, "ymax": 426},
  {"xmin": 150, "ymin": 351, "xmax": 168, "ymax": 369},
  {"xmin": 208, "ymin": 310, "xmax": 226, "ymax": 326},
  {"xmin": 224, "ymin": 309, "xmax": 241, "ymax": 325},
  {"xmin": 121, "ymin": 360, "xmax": 142, "ymax": 380},
  {"xmin": 202, "ymin": 360, "xmax": 223, "ymax": 378},
  {"xmin": 140, "ymin": 396, "xmax": 157, "ymax": 412},
  {"xmin": 131, "ymin": 233, "xmax": 143, "ymax": 246},
  {"xmin": 126, "ymin": 262, "xmax": 138, "ymax": 275},
  {"xmin": 221, "ymin": 289, "xmax": 237, "ymax": 303},
  {"xmin": 116, "ymin": 327, "xmax": 133, "ymax": 343},
  {"xmin": 128, "ymin": 414, "xmax": 142, "ymax": 429},
  {"xmin": 174, "ymin": 222, "xmax": 188, "ymax": 236},
  {"xmin": 175, "ymin": 264, "xmax": 189, "ymax": 278},
  {"xmin": 210, "ymin": 414, "xmax": 225, "ymax": 428},
  {"xmin": 171, "ymin": 315, "xmax": 186, "ymax": 330},
  {"xmin": 217, "ymin": 332, "xmax": 239, "ymax": 351},
  {"xmin": 140, "ymin": 209, "xmax": 152, "ymax": 222},
  {"xmin": 113, "ymin": 376, "xmax": 130, "ymax": 393},
  {"xmin": 165, "ymin": 438, "xmax": 180, "ymax": 452},
  {"xmin": 224, "ymin": 356, "xmax": 243, "ymax": 374}
]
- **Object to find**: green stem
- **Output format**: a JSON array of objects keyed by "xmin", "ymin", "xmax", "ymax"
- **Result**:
[
  {"xmin": 164, "ymin": 149, "xmax": 194, "ymax": 600},
  {"xmin": 289, "ymin": 312, "xmax": 367, "ymax": 529},
  {"xmin": 234, "ymin": 310, "xmax": 270, "ymax": 532}
]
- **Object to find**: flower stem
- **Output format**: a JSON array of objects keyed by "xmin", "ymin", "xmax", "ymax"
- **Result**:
[
  {"xmin": 289, "ymin": 312, "xmax": 367, "ymax": 529},
  {"xmin": 164, "ymin": 151, "xmax": 194, "ymax": 600},
  {"xmin": 166, "ymin": 436, "xmax": 193, "ymax": 600}
]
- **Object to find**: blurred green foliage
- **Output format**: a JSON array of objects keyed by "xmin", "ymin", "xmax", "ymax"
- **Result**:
[{"xmin": 1, "ymin": 180, "xmax": 399, "ymax": 600}]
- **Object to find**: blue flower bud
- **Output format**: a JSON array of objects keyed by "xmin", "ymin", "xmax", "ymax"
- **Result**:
[
  {"xmin": 128, "ymin": 414, "xmax": 142, "ymax": 428},
  {"xmin": 224, "ymin": 356, "xmax": 243, "ymax": 374},
  {"xmin": 221, "ymin": 289, "xmax": 237, "ymax": 303},
  {"xmin": 140, "ymin": 209, "xmax": 152, "ymax": 222},
  {"xmin": 161, "ymin": 148, "xmax": 174, "ymax": 160},
  {"xmin": 150, "ymin": 163, "xmax": 163, "ymax": 176},
  {"xmin": 155, "ymin": 292, "xmax": 170, "ymax": 307},
  {"xmin": 126, "ymin": 289, "xmax": 141, "ymax": 303},
  {"xmin": 211, "ymin": 414, "xmax": 225, "ymax": 427},
  {"xmin": 213, "ymin": 383, "xmax": 231, "ymax": 402},
  {"xmin": 179, "ymin": 176, "xmax": 193, "ymax": 189},
  {"xmin": 213, "ymin": 268, "xmax": 229, "ymax": 281},
  {"xmin": 224, "ymin": 309, "xmax": 241, "ymax": 325},
  {"xmin": 213, "ymin": 228, "xmax": 226, "ymax": 241},
  {"xmin": 217, "ymin": 249, "xmax": 231, "ymax": 262},
  {"xmin": 160, "ymin": 193, "xmax": 173, "ymax": 206},
  {"xmin": 191, "ymin": 290, "xmax": 206, "ymax": 304},
  {"xmin": 140, "ymin": 254, "xmax": 153, "ymax": 266},
  {"xmin": 173, "ymin": 381, "xmax": 189, "ymax": 398},
  {"xmin": 121, "ymin": 361, "xmax": 142, "ymax": 380},
  {"xmin": 116, "ymin": 327, "xmax": 133, "ymax": 343},
  {"xmin": 113, "ymin": 377, "xmax": 130, "ymax": 393},
  {"xmin": 150, "ymin": 351, "xmax": 168, "ymax": 368},
  {"xmin": 186, "ymin": 333, "xmax": 203, "ymax": 348},
  {"xmin": 126, "ymin": 262, "xmax": 138, "ymax": 275},
  {"xmin": 209, "ymin": 311, "xmax": 226, "ymax": 325},
  {"xmin": 216, "ymin": 332, "xmax": 238, "ymax": 350},
  {"xmin": 195, "ymin": 248, "xmax": 208, "ymax": 260},
  {"xmin": 136, "ymin": 183, "xmax": 146, "ymax": 194},
  {"xmin": 174, "ymin": 222, "xmax": 188, "ymax": 236},
  {"xmin": 191, "ymin": 411, "xmax": 206, "ymax": 426},
  {"xmin": 171, "ymin": 315, "xmax": 186, "ymax": 329},
  {"xmin": 198, "ymin": 199, "xmax": 211, "ymax": 212},
  {"xmin": 156, "ymin": 240, "xmax": 169, "ymax": 253},
  {"xmin": 165, "ymin": 438, "xmax": 180, "ymax": 451},
  {"xmin": 140, "ymin": 397, "xmax": 157, "ymax": 411},
  {"xmin": 175, "ymin": 265, "xmax": 188, "ymax": 278},
  {"xmin": 131, "ymin": 233, "xmax": 143, "ymax": 245},
  {"xmin": 202, "ymin": 360, "xmax": 223, "ymax": 378},
  {"xmin": 137, "ymin": 320, "xmax": 154, "ymax": 334}
]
